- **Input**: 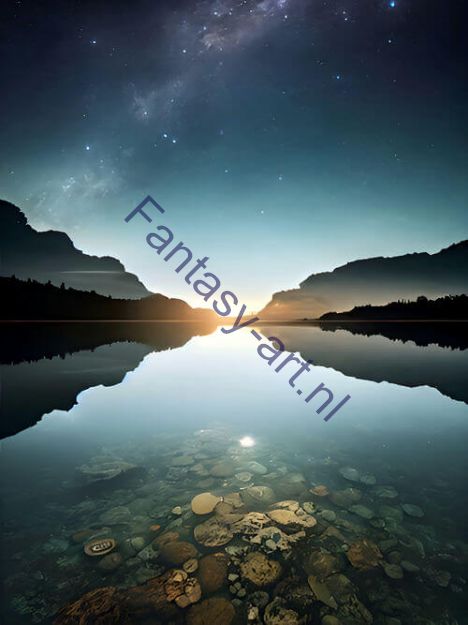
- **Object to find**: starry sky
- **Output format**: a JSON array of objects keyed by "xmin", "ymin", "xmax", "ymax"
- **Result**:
[{"xmin": 1, "ymin": 0, "xmax": 467, "ymax": 310}]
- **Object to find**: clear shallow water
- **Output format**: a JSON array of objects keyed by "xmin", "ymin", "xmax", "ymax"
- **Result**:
[{"xmin": 1, "ymin": 323, "xmax": 467, "ymax": 625}]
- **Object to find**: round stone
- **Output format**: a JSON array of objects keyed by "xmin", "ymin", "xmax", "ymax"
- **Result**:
[{"xmin": 191, "ymin": 492, "xmax": 223, "ymax": 515}]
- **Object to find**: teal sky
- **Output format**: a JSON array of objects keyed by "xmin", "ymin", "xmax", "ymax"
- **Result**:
[{"xmin": 1, "ymin": 0, "xmax": 467, "ymax": 310}]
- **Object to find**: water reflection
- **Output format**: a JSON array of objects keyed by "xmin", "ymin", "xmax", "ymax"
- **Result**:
[
  {"xmin": 1, "ymin": 322, "xmax": 467, "ymax": 625},
  {"xmin": 258, "ymin": 322, "xmax": 468, "ymax": 404},
  {"xmin": 0, "ymin": 321, "xmax": 217, "ymax": 439}
]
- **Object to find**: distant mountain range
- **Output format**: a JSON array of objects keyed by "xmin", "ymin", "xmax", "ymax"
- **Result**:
[
  {"xmin": 320, "ymin": 294, "xmax": 468, "ymax": 321},
  {"xmin": 0, "ymin": 200, "xmax": 150, "ymax": 298},
  {"xmin": 260, "ymin": 241, "xmax": 468, "ymax": 320}
]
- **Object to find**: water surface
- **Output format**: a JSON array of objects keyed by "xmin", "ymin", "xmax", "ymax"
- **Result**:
[{"xmin": 1, "ymin": 322, "xmax": 467, "ymax": 624}]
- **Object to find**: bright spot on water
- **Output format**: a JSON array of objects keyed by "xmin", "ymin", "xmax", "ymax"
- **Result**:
[{"xmin": 239, "ymin": 436, "xmax": 255, "ymax": 448}]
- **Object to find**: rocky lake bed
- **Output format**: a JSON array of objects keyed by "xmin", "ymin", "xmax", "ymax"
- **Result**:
[{"xmin": 1, "ymin": 426, "xmax": 466, "ymax": 625}]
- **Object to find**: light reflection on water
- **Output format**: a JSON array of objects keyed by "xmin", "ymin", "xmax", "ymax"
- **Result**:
[{"xmin": 1, "ymin": 324, "xmax": 467, "ymax": 624}]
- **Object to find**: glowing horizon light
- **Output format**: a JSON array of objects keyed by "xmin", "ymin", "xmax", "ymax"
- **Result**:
[{"xmin": 239, "ymin": 436, "xmax": 255, "ymax": 448}]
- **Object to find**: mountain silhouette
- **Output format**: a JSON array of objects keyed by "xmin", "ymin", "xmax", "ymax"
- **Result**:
[
  {"xmin": 260, "ymin": 241, "xmax": 468, "ymax": 320},
  {"xmin": 0, "ymin": 199, "xmax": 150, "ymax": 298},
  {"xmin": 320, "ymin": 294, "xmax": 468, "ymax": 321},
  {"xmin": 1, "ymin": 276, "xmax": 215, "ymax": 321}
]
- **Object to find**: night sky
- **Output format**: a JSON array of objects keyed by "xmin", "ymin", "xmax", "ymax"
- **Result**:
[{"xmin": 1, "ymin": 0, "xmax": 467, "ymax": 310}]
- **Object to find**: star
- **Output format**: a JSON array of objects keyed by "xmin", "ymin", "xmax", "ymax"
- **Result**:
[{"xmin": 85, "ymin": 145, "xmax": 91, "ymax": 151}]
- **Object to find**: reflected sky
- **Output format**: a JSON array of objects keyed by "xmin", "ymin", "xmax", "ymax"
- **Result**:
[{"xmin": 8, "ymin": 327, "xmax": 467, "ymax": 453}]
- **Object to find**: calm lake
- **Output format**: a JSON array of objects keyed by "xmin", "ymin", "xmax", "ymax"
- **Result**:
[{"xmin": 1, "ymin": 322, "xmax": 467, "ymax": 625}]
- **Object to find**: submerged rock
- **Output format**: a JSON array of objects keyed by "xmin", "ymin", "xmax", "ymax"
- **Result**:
[
  {"xmin": 401, "ymin": 503, "xmax": 424, "ymax": 518},
  {"xmin": 249, "ymin": 526, "xmax": 305, "ymax": 552},
  {"xmin": 379, "ymin": 505, "xmax": 403, "ymax": 523},
  {"xmin": 338, "ymin": 594, "xmax": 373, "ymax": 625},
  {"xmin": 268, "ymin": 508, "xmax": 317, "ymax": 529},
  {"xmin": 164, "ymin": 569, "xmax": 201, "ymax": 607},
  {"xmin": 360, "ymin": 474, "xmax": 377, "ymax": 486},
  {"xmin": 98, "ymin": 553, "xmax": 123, "ymax": 572},
  {"xmin": 347, "ymin": 539, "xmax": 382, "ymax": 570},
  {"xmin": 235, "ymin": 472, "xmax": 253, "ymax": 483},
  {"xmin": 326, "ymin": 573, "xmax": 355, "ymax": 604},
  {"xmin": 232, "ymin": 512, "xmax": 271, "ymax": 536},
  {"xmin": 194, "ymin": 518, "xmax": 233, "ymax": 547},
  {"xmin": 160, "ymin": 540, "xmax": 197, "ymax": 566},
  {"xmin": 53, "ymin": 587, "xmax": 124, "ymax": 625},
  {"xmin": 183, "ymin": 558, "xmax": 199, "ymax": 574},
  {"xmin": 187, "ymin": 597, "xmax": 235, "ymax": 625},
  {"xmin": 198, "ymin": 553, "xmax": 228, "ymax": 593},
  {"xmin": 246, "ymin": 461, "xmax": 268, "ymax": 475},
  {"xmin": 349, "ymin": 504, "xmax": 375, "ymax": 520},
  {"xmin": 320, "ymin": 509, "xmax": 336, "ymax": 523},
  {"xmin": 307, "ymin": 575, "xmax": 338, "ymax": 609},
  {"xmin": 191, "ymin": 492, "xmax": 223, "ymax": 515},
  {"xmin": 383, "ymin": 563, "xmax": 404, "ymax": 579},
  {"xmin": 339, "ymin": 467, "xmax": 361, "ymax": 482},
  {"xmin": 305, "ymin": 549, "xmax": 340, "ymax": 578},
  {"xmin": 264, "ymin": 598, "xmax": 300, "ymax": 625},
  {"xmin": 374, "ymin": 486, "xmax": 398, "ymax": 499},
  {"xmin": 330, "ymin": 488, "xmax": 362, "ymax": 508},
  {"xmin": 310, "ymin": 485, "xmax": 329, "ymax": 497},
  {"xmin": 210, "ymin": 461, "xmax": 237, "ymax": 478},
  {"xmin": 78, "ymin": 458, "xmax": 137, "ymax": 483},
  {"xmin": 242, "ymin": 485, "xmax": 276, "ymax": 507},
  {"xmin": 240, "ymin": 552, "xmax": 282, "ymax": 586}
]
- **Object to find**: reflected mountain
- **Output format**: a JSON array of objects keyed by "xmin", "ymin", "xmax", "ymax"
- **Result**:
[
  {"xmin": 0, "ymin": 321, "xmax": 217, "ymax": 439},
  {"xmin": 317, "ymin": 320, "xmax": 468, "ymax": 351},
  {"xmin": 257, "ymin": 322, "xmax": 468, "ymax": 404}
]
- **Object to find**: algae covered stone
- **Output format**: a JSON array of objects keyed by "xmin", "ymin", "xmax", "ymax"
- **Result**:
[{"xmin": 240, "ymin": 552, "xmax": 282, "ymax": 586}]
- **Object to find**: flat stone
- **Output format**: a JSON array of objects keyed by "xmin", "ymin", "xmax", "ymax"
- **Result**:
[
  {"xmin": 339, "ymin": 467, "xmax": 361, "ymax": 482},
  {"xmin": 191, "ymin": 492, "xmax": 223, "ymax": 515},
  {"xmin": 349, "ymin": 505, "xmax": 375, "ymax": 520},
  {"xmin": 401, "ymin": 503, "xmax": 424, "ymax": 518},
  {"xmin": 307, "ymin": 575, "xmax": 338, "ymax": 609},
  {"xmin": 268, "ymin": 509, "xmax": 316, "ymax": 529},
  {"xmin": 160, "ymin": 541, "xmax": 197, "ymax": 566},
  {"xmin": 374, "ymin": 485, "xmax": 398, "ymax": 499},
  {"xmin": 246, "ymin": 461, "xmax": 268, "ymax": 475},
  {"xmin": 194, "ymin": 518, "xmax": 233, "ymax": 547}
]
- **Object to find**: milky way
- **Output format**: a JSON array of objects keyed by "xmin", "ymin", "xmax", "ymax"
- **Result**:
[{"xmin": 1, "ymin": 0, "xmax": 467, "ymax": 308}]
